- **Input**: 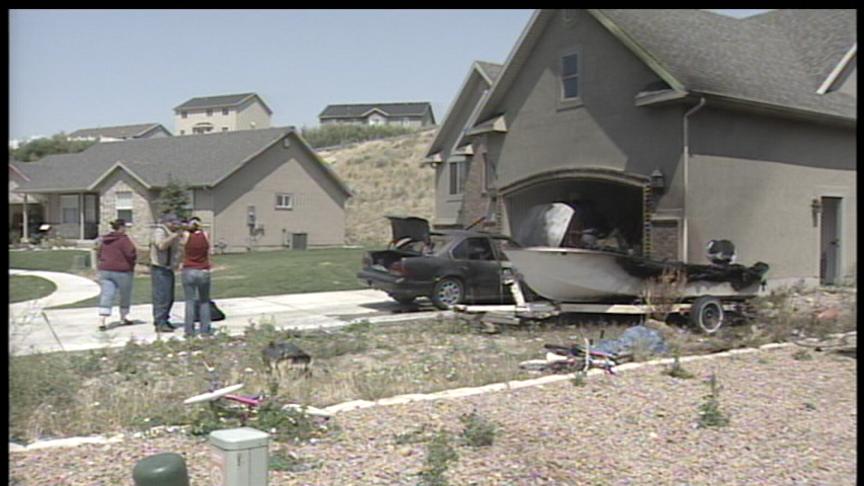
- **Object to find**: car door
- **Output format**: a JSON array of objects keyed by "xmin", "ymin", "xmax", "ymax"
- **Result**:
[{"xmin": 450, "ymin": 236, "xmax": 502, "ymax": 302}]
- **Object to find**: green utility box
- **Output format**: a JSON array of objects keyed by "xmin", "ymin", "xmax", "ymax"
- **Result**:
[
  {"xmin": 132, "ymin": 452, "xmax": 189, "ymax": 486},
  {"xmin": 209, "ymin": 427, "xmax": 270, "ymax": 486}
]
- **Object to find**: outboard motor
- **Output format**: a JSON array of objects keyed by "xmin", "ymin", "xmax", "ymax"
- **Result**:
[{"xmin": 706, "ymin": 239, "xmax": 736, "ymax": 265}]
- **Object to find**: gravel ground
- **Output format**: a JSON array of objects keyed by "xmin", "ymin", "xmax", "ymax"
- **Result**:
[{"xmin": 9, "ymin": 345, "xmax": 856, "ymax": 485}]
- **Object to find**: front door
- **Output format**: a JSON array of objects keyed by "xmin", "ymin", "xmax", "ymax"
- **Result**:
[{"xmin": 819, "ymin": 197, "xmax": 841, "ymax": 285}]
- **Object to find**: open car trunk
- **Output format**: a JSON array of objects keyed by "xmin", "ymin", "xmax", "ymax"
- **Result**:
[{"xmin": 365, "ymin": 216, "xmax": 434, "ymax": 270}]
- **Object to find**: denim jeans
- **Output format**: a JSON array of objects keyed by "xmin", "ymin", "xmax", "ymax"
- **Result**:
[
  {"xmin": 182, "ymin": 268, "xmax": 212, "ymax": 336},
  {"xmin": 151, "ymin": 265, "xmax": 175, "ymax": 327},
  {"xmin": 98, "ymin": 271, "xmax": 133, "ymax": 318}
]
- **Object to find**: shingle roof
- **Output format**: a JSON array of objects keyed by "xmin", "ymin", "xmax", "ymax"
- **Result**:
[
  {"xmin": 68, "ymin": 123, "xmax": 168, "ymax": 140},
  {"xmin": 475, "ymin": 9, "xmax": 856, "ymax": 125},
  {"xmin": 319, "ymin": 102, "xmax": 433, "ymax": 119},
  {"xmin": 13, "ymin": 127, "xmax": 349, "ymax": 197},
  {"xmin": 174, "ymin": 93, "xmax": 273, "ymax": 114},
  {"xmin": 597, "ymin": 9, "xmax": 856, "ymax": 119}
]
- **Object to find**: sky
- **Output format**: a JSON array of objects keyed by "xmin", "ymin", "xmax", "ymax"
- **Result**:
[{"xmin": 9, "ymin": 9, "xmax": 771, "ymax": 141}]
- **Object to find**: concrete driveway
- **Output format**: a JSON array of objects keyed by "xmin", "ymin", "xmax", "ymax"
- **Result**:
[{"xmin": 9, "ymin": 278, "xmax": 442, "ymax": 356}]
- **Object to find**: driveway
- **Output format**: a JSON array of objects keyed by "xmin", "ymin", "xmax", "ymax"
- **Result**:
[{"xmin": 9, "ymin": 270, "xmax": 441, "ymax": 355}]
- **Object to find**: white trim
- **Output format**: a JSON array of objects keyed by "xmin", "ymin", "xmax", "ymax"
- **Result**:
[
  {"xmin": 817, "ymin": 43, "xmax": 856, "ymax": 95},
  {"xmin": 87, "ymin": 161, "xmax": 152, "ymax": 191},
  {"xmin": 426, "ymin": 62, "xmax": 495, "ymax": 157}
]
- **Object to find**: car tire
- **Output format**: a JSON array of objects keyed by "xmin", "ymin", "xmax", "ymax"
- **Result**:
[
  {"xmin": 431, "ymin": 277, "xmax": 464, "ymax": 310},
  {"xmin": 689, "ymin": 296, "xmax": 724, "ymax": 334}
]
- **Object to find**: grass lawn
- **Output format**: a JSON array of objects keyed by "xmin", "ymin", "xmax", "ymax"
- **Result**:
[
  {"xmin": 56, "ymin": 247, "xmax": 369, "ymax": 308},
  {"xmin": 9, "ymin": 249, "xmax": 91, "ymax": 273},
  {"xmin": 9, "ymin": 276, "xmax": 57, "ymax": 303}
]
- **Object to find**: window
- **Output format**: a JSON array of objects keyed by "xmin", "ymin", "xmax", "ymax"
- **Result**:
[
  {"xmin": 183, "ymin": 190, "xmax": 194, "ymax": 212},
  {"xmin": 452, "ymin": 238, "xmax": 494, "ymax": 261},
  {"xmin": 222, "ymin": 108, "xmax": 229, "ymax": 115},
  {"xmin": 181, "ymin": 111, "xmax": 188, "ymax": 119},
  {"xmin": 275, "ymin": 193, "xmax": 293, "ymax": 209},
  {"xmin": 448, "ymin": 161, "xmax": 466, "ymax": 195},
  {"xmin": 115, "ymin": 191, "xmax": 133, "ymax": 222},
  {"xmin": 561, "ymin": 53, "xmax": 580, "ymax": 99},
  {"xmin": 206, "ymin": 109, "xmax": 213, "ymax": 117},
  {"xmin": 61, "ymin": 195, "xmax": 79, "ymax": 224},
  {"xmin": 222, "ymin": 127, "xmax": 229, "ymax": 132},
  {"xmin": 482, "ymin": 153, "xmax": 494, "ymax": 191}
]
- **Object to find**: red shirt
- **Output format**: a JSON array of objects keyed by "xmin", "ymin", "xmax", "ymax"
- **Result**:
[{"xmin": 183, "ymin": 231, "xmax": 211, "ymax": 270}]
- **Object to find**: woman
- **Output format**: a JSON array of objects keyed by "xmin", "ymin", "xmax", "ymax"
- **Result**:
[
  {"xmin": 96, "ymin": 219, "xmax": 137, "ymax": 331},
  {"xmin": 180, "ymin": 216, "xmax": 213, "ymax": 337}
]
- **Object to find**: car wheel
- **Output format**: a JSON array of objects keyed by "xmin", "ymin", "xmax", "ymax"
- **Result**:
[
  {"xmin": 431, "ymin": 277, "xmax": 464, "ymax": 310},
  {"xmin": 689, "ymin": 296, "xmax": 724, "ymax": 334}
]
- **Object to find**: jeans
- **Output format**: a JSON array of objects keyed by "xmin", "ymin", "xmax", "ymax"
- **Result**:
[
  {"xmin": 151, "ymin": 265, "xmax": 175, "ymax": 327},
  {"xmin": 98, "ymin": 271, "xmax": 133, "ymax": 318},
  {"xmin": 182, "ymin": 268, "xmax": 212, "ymax": 336}
]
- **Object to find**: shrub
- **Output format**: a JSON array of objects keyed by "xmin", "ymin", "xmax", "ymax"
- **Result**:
[
  {"xmin": 459, "ymin": 410, "xmax": 497, "ymax": 447},
  {"xmin": 571, "ymin": 371, "xmax": 587, "ymax": 387},
  {"xmin": 300, "ymin": 124, "xmax": 415, "ymax": 149},
  {"xmin": 697, "ymin": 373, "xmax": 729, "ymax": 428},
  {"xmin": 417, "ymin": 430, "xmax": 459, "ymax": 486},
  {"xmin": 663, "ymin": 355, "xmax": 694, "ymax": 379},
  {"xmin": 792, "ymin": 349, "xmax": 813, "ymax": 361}
]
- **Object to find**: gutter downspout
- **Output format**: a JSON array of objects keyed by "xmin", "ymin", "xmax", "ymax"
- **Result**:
[{"xmin": 682, "ymin": 97, "xmax": 706, "ymax": 263}]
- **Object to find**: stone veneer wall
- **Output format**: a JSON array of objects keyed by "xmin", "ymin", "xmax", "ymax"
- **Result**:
[{"xmin": 97, "ymin": 172, "xmax": 156, "ymax": 246}]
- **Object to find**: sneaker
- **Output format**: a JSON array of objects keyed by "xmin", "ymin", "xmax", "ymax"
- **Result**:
[{"xmin": 155, "ymin": 324, "xmax": 175, "ymax": 333}]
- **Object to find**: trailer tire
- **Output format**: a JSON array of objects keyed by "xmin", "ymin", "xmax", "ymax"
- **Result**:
[
  {"xmin": 431, "ymin": 277, "xmax": 464, "ymax": 310},
  {"xmin": 690, "ymin": 296, "xmax": 724, "ymax": 334}
]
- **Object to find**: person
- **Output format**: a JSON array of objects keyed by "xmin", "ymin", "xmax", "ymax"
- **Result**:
[
  {"xmin": 180, "ymin": 216, "xmax": 213, "ymax": 338},
  {"xmin": 95, "ymin": 219, "xmax": 136, "ymax": 331},
  {"xmin": 150, "ymin": 213, "xmax": 184, "ymax": 333}
]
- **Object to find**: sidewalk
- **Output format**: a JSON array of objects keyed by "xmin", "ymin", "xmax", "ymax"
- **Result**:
[{"xmin": 9, "ymin": 288, "xmax": 440, "ymax": 356}]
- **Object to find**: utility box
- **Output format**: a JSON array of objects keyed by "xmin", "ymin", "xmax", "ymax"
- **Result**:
[{"xmin": 208, "ymin": 427, "xmax": 270, "ymax": 486}]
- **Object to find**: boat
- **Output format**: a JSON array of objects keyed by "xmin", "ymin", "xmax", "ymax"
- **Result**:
[{"xmin": 503, "ymin": 203, "xmax": 768, "ymax": 303}]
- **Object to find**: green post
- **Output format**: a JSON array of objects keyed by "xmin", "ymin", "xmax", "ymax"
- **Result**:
[{"xmin": 132, "ymin": 452, "xmax": 190, "ymax": 486}]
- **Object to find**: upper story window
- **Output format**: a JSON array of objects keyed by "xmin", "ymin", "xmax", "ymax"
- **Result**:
[
  {"xmin": 222, "ymin": 108, "xmax": 229, "ymax": 115},
  {"xmin": 275, "ymin": 193, "xmax": 293, "ymax": 210},
  {"xmin": 206, "ymin": 109, "xmax": 213, "ymax": 117},
  {"xmin": 482, "ymin": 153, "xmax": 494, "ymax": 192},
  {"xmin": 181, "ymin": 111, "xmax": 188, "ymax": 119},
  {"xmin": 448, "ymin": 160, "xmax": 466, "ymax": 195},
  {"xmin": 561, "ymin": 53, "xmax": 580, "ymax": 99},
  {"xmin": 115, "ymin": 191, "xmax": 134, "ymax": 223}
]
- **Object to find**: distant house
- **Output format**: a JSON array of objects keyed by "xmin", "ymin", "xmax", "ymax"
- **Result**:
[
  {"xmin": 425, "ymin": 61, "xmax": 503, "ymax": 229},
  {"xmin": 68, "ymin": 123, "xmax": 172, "ymax": 142},
  {"xmin": 174, "ymin": 93, "xmax": 273, "ymax": 136},
  {"xmin": 11, "ymin": 128, "xmax": 352, "ymax": 251},
  {"xmin": 8, "ymin": 159, "xmax": 45, "ymax": 241},
  {"xmin": 436, "ymin": 9, "xmax": 856, "ymax": 287},
  {"xmin": 319, "ymin": 102, "xmax": 435, "ymax": 127}
]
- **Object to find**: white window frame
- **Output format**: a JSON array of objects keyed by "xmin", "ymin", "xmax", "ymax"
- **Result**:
[
  {"xmin": 448, "ymin": 160, "xmax": 466, "ymax": 195},
  {"xmin": 275, "ymin": 193, "xmax": 294, "ymax": 210},
  {"xmin": 60, "ymin": 194, "xmax": 79, "ymax": 224},
  {"xmin": 560, "ymin": 51, "xmax": 581, "ymax": 101},
  {"xmin": 115, "ymin": 191, "xmax": 134, "ymax": 222},
  {"xmin": 183, "ymin": 189, "xmax": 195, "ymax": 212}
]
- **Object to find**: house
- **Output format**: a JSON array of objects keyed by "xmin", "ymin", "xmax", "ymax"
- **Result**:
[
  {"xmin": 319, "ymin": 102, "xmax": 436, "ymax": 127},
  {"xmin": 431, "ymin": 9, "xmax": 856, "ymax": 287},
  {"xmin": 11, "ymin": 127, "xmax": 352, "ymax": 251},
  {"xmin": 425, "ymin": 61, "xmax": 503, "ymax": 229},
  {"xmin": 68, "ymin": 123, "xmax": 172, "ymax": 142},
  {"xmin": 174, "ymin": 93, "xmax": 273, "ymax": 136},
  {"xmin": 8, "ymin": 159, "xmax": 45, "ymax": 242}
]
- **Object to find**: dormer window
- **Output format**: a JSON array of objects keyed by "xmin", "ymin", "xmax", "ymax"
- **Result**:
[
  {"xmin": 181, "ymin": 111, "xmax": 188, "ymax": 119},
  {"xmin": 561, "ymin": 52, "xmax": 580, "ymax": 99}
]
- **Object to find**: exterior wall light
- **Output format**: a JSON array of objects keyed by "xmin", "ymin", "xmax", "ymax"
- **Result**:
[{"xmin": 649, "ymin": 169, "xmax": 666, "ymax": 192}]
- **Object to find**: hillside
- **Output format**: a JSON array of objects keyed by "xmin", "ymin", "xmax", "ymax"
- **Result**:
[{"xmin": 319, "ymin": 128, "xmax": 437, "ymax": 246}]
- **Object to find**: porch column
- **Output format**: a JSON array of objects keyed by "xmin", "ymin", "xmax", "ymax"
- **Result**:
[
  {"xmin": 22, "ymin": 193, "xmax": 29, "ymax": 241},
  {"xmin": 79, "ymin": 192, "xmax": 85, "ymax": 240}
]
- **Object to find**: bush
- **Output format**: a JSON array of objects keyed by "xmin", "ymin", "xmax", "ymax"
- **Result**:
[
  {"xmin": 571, "ymin": 371, "xmax": 587, "ymax": 387},
  {"xmin": 459, "ymin": 410, "xmax": 497, "ymax": 447},
  {"xmin": 663, "ymin": 355, "xmax": 694, "ymax": 379},
  {"xmin": 300, "ymin": 124, "xmax": 415, "ymax": 149},
  {"xmin": 697, "ymin": 373, "xmax": 729, "ymax": 428},
  {"xmin": 417, "ymin": 430, "xmax": 459, "ymax": 486}
]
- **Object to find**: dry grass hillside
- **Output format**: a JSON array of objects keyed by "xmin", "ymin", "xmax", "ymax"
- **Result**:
[{"xmin": 319, "ymin": 128, "xmax": 437, "ymax": 246}]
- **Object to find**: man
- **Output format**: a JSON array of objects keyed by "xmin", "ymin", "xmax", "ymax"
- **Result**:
[{"xmin": 150, "ymin": 213, "xmax": 184, "ymax": 332}]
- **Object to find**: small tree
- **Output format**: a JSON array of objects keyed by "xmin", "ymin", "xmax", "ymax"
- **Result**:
[{"xmin": 154, "ymin": 178, "xmax": 191, "ymax": 220}]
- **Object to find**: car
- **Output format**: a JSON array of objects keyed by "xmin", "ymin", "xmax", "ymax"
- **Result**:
[{"xmin": 357, "ymin": 216, "xmax": 522, "ymax": 309}]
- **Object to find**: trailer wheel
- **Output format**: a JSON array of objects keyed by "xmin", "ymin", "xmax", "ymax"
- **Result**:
[
  {"xmin": 431, "ymin": 277, "xmax": 464, "ymax": 310},
  {"xmin": 690, "ymin": 296, "xmax": 724, "ymax": 334}
]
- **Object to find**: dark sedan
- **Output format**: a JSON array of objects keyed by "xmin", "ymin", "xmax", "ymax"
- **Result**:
[{"xmin": 357, "ymin": 216, "xmax": 521, "ymax": 309}]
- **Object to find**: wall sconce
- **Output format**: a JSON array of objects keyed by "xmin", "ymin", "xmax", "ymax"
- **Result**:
[
  {"xmin": 811, "ymin": 198, "xmax": 822, "ymax": 214},
  {"xmin": 649, "ymin": 169, "xmax": 666, "ymax": 193}
]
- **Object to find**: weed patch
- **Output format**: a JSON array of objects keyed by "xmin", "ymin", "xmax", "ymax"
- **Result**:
[
  {"xmin": 663, "ymin": 355, "xmax": 694, "ymax": 379},
  {"xmin": 417, "ymin": 430, "xmax": 459, "ymax": 486},
  {"xmin": 697, "ymin": 374, "xmax": 729, "ymax": 428},
  {"xmin": 459, "ymin": 411, "xmax": 497, "ymax": 447}
]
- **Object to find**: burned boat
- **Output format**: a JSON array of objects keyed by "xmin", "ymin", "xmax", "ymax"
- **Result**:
[{"xmin": 504, "ymin": 203, "xmax": 769, "ymax": 303}]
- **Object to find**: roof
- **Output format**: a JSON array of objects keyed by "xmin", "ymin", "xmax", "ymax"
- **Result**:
[
  {"xmin": 319, "ymin": 102, "xmax": 433, "ymax": 120},
  {"xmin": 426, "ymin": 61, "xmax": 503, "ymax": 157},
  {"xmin": 68, "ymin": 123, "xmax": 169, "ymax": 140},
  {"xmin": 474, "ymin": 9, "xmax": 856, "ymax": 125},
  {"xmin": 13, "ymin": 127, "xmax": 351, "ymax": 198},
  {"xmin": 174, "ymin": 93, "xmax": 273, "ymax": 115}
]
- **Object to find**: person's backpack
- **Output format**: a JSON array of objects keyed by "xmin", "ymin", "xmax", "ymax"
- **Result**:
[{"xmin": 194, "ymin": 300, "xmax": 226, "ymax": 322}]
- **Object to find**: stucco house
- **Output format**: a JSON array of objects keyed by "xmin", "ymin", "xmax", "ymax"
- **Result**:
[
  {"xmin": 12, "ymin": 127, "xmax": 352, "ymax": 251},
  {"xmin": 425, "ymin": 61, "xmax": 503, "ymax": 229},
  {"xmin": 174, "ymin": 93, "xmax": 273, "ymax": 136},
  {"xmin": 68, "ymin": 123, "xmax": 172, "ymax": 142},
  {"xmin": 428, "ymin": 9, "xmax": 856, "ymax": 287},
  {"xmin": 319, "ymin": 102, "xmax": 436, "ymax": 127}
]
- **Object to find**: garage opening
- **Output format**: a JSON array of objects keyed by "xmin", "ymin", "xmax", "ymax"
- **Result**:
[{"xmin": 504, "ymin": 177, "xmax": 646, "ymax": 255}]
